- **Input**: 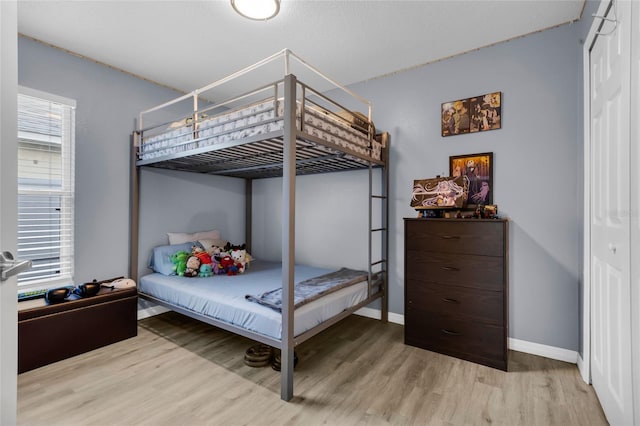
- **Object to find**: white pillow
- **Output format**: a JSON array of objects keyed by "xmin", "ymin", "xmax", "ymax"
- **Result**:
[{"xmin": 167, "ymin": 229, "xmax": 221, "ymax": 245}]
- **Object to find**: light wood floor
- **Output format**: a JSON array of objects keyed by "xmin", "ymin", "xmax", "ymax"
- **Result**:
[{"xmin": 18, "ymin": 312, "xmax": 607, "ymax": 425}]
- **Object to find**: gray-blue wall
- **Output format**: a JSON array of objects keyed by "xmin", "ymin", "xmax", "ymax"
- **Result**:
[
  {"xmin": 19, "ymin": 7, "xmax": 595, "ymax": 353},
  {"xmin": 254, "ymin": 21, "xmax": 588, "ymax": 352},
  {"xmin": 377, "ymin": 24, "xmax": 584, "ymax": 351},
  {"xmin": 17, "ymin": 37, "xmax": 245, "ymax": 284}
]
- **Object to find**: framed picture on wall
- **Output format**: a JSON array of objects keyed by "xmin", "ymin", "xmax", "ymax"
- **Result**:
[
  {"xmin": 449, "ymin": 152, "xmax": 493, "ymax": 207},
  {"xmin": 442, "ymin": 92, "xmax": 502, "ymax": 137},
  {"xmin": 441, "ymin": 98, "xmax": 470, "ymax": 136}
]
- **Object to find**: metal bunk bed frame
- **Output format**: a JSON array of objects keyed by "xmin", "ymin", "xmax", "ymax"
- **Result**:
[{"xmin": 129, "ymin": 49, "xmax": 389, "ymax": 401}]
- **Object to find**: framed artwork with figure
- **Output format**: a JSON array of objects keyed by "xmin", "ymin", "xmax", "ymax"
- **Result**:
[
  {"xmin": 442, "ymin": 92, "xmax": 501, "ymax": 137},
  {"xmin": 449, "ymin": 152, "xmax": 493, "ymax": 208}
]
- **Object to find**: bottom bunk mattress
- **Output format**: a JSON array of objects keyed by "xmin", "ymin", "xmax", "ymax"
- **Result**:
[{"xmin": 138, "ymin": 261, "xmax": 368, "ymax": 340}]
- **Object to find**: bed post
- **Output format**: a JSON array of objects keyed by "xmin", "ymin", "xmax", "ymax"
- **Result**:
[
  {"xmin": 245, "ymin": 178, "xmax": 252, "ymax": 253},
  {"xmin": 281, "ymin": 74, "xmax": 297, "ymax": 401},
  {"xmin": 381, "ymin": 135, "xmax": 390, "ymax": 323},
  {"xmin": 129, "ymin": 131, "xmax": 140, "ymax": 282}
]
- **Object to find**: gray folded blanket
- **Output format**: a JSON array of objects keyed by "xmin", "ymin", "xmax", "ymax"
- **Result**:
[{"xmin": 245, "ymin": 267, "xmax": 367, "ymax": 312}]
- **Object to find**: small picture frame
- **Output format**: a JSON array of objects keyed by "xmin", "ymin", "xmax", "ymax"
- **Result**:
[{"xmin": 449, "ymin": 152, "xmax": 493, "ymax": 208}]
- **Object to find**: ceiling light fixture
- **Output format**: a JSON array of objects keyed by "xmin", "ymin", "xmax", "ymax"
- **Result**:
[{"xmin": 231, "ymin": 0, "xmax": 280, "ymax": 21}]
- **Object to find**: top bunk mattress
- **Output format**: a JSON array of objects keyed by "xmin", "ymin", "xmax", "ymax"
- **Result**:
[
  {"xmin": 138, "ymin": 99, "xmax": 382, "ymax": 164},
  {"xmin": 138, "ymin": 260, "xmax": 368, "ymax": 340}
]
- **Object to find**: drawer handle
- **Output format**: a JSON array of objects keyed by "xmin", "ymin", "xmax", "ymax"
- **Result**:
[
  {"xmin": 441, "ymin": 329, "xmax": 462, "ymax": 336},
  {"xmin": 442, "ymin": 298, "xmax": 460, "ymax": 304},
  {"xmin": 440, "ymin": 235, "xmax": 460, "ymax": 240},
  {"xmin": 441, "ymin": 266, "xmax": 460, "ymax": 272}
]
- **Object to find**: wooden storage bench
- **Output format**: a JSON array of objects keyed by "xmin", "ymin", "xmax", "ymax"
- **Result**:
[{"xmin": 18, "ymin": 286, "xmax": 138, "ymax": 373}]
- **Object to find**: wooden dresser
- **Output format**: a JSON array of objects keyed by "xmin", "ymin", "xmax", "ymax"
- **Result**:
[{"xmin": 404, "ymin": 218, "xmax": 509, "ymax": 370}]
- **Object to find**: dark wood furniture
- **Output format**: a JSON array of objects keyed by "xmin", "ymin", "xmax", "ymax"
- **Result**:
[
  {"xmin": 18, "ymin": 286, "xmax": 138, "ymax": 373},
  {"xmin": 404, "ymin": 218, "xmax": 509, "ymax": 370}
]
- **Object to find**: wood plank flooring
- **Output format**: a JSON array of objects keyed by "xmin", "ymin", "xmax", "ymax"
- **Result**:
[{"xmin": 17, "ymin": 312, "xmax": 607, "ymax": 425}]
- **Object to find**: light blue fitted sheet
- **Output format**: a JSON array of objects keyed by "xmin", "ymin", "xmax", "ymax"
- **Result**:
[{"xmin": 138, "ymin": 260, "xmax": 368, "ymax": 339}]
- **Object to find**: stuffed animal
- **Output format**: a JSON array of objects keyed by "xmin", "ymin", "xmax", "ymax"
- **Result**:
[
  {"xmin": 170, "ymin": 251, "xmax": 190, "ymax": 277},
  {"xmin": 200, "ymin": 241, "xmax": 225, "ymax": 259},
  {"xmin": 212, "ymin": 261, "xmax": 224, "ymax": 275},
  {"xmin": 198, "ymin": 264, "xmax": 213, "ymax": 277},
  {"xmin": 184, "ymin": 255, "xmax": 201, "ymax": 277},
  {"xmin": 219, "ymin": 255, "xmax": 239, "ymax": 276},
  {"xmin": 224, "ymin": 242, "xmax": 246, "ymax": 253},
  {"xmin": 192, "ymin": 245, "xmax": 212, "ymax": 266},
  {"xmin": 230, "ymin": 248, "xmax": 249, "ymax": 274}
]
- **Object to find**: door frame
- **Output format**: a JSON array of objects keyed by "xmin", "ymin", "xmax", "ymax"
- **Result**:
[
  {"xmin": 580, "ymin": 0, "xmax": 611, "ymax": 386},
  {"xmin": 0, "ymin": 1, "xmax": 19, "ymax": 424}
]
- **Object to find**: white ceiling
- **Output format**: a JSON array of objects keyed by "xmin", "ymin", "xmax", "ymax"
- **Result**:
[{"xmin": 18, "ymin": 0, "xmax": 586, "ymax": 98}]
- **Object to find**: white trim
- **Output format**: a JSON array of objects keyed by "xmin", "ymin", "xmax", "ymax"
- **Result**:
[
  {"xmin": 509, "ymin": 337, "xmax": 578, "ymax": 364},
  {"xmin": 18, "ymin": 85, "xmax": 76, "ymax": 108},
  {"xmin": 577, "ymin": 354, "xmax": 590, "ymax": 384},
  {"xmin": 137, "ymin": 305, "xmax": 170, "ymax": 320},
  {"xmin": 582, "ymin": 0, "xmax": 611, "ymax": 391},
  {"xmin": 137, "ymin": 305, "xmax": 582, "ymax": 365},
  {"xmin": 357, "ymin": 309, "xmax": 580, "ymax": 364},
  {"xmin": 355, "ymin": 306, "xmax": 404, "ymax": 325}
]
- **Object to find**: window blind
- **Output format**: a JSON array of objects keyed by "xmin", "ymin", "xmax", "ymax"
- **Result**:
[{"xmin": 17, "ymin": 89, "xmax": 75, "ymax": 287}]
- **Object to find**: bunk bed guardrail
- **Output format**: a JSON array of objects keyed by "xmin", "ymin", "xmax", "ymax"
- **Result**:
[{"xmin": 130, "ymin": 49, "xmax": 388, "ymax": 402}]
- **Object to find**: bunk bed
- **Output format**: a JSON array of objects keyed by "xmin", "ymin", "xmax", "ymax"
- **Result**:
[{"xmin": 129, "ymin": 49, "xmax": 389, "ymax": 401}]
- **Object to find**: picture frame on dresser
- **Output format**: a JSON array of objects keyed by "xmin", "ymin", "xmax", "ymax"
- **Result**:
[{"xmin": 449, "ymin": 152, "xmax": 493, "ymax": 208}]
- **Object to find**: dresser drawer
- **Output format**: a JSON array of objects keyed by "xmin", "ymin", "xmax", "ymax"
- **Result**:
[
  {"xmin": 406, "ymin": 280, "xmax": 504, "ymax": 325},
  {"xmin": 404, "ymin": 314, "xmax": 506, "ymax": 370},
  {"xmin": 405, "ymin": 220, "xmax": 504, "ymax": 256},
  {"xmin": 406, "ymin": 250, "xmax": 504, "ymax": 291}
]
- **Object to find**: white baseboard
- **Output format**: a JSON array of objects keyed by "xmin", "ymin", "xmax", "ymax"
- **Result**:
[
  {"xmin": 137, "ymin": 305, "xmax": 170, "ymax": 320},
  {"xmin": 137, "ymin": 305, "xmax": 577, "ymax": 365},
  {"xmin": 357, "ymin": 309, "xmax": 578, "ymax": 364},
  {"xmin": 577, "ymin": 354, "xmax": 590, "ymax": 383},
  {"xmin": 355, "ymin": 307, "xmax": 405, "ymax": 325},
  {"xmin": 508, "ymin": 337, "xmax": 578, "ymax": 364}
]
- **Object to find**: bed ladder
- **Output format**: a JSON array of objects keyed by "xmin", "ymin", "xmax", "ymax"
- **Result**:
[{"xmin": 368, "ymin": 134, "xmax": 389, "ymax": 323}]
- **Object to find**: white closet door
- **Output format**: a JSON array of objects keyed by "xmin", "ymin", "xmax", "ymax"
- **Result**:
[
  {"xmin": 630, "ymin": 0, "xmax": 640, "ymax": 423},
  {"xmin": 589, "ymin": 1, "xmax": 634, "ymax": 425}
]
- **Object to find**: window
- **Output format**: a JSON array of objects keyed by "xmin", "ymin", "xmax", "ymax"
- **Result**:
[{"xmin": 17, "ymin": 87, "xmax": 75, "ymax": 287}]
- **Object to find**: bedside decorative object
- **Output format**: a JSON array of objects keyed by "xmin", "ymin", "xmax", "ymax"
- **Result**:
[
  {"xmin": 450, "ymin": 152, "xmax": 493, "ymax": 208},
  {"xmin": 411, "ymin": 176, "xmax": 467, "ymax": 210}
]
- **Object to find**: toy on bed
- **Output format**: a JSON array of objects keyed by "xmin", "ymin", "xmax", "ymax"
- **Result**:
[
  {"xmin": 170, "ymin": 251, "xmax": 190, "ymax": 276},
  {"xmin": 220, "ymin": 243, "xmax": 252, "ymax": 274},
  {"xmin": 199, "ymin": 239, "xmax": 227, "ymax": 263},
  {"xmin": 219, "ymin": 255, "xmax": 239, "ymax": 275},
  {"xmin": 198, "ymin": 264, "xmax": 213, "ymax": 277},
  {"xmin": 165, "ymin": 241, "xmax": 252, "ymax": 277},
  {"xmin": 171, "ymin": 240, "xmax": 222, "ymax": 277},
  {"xmin": 230, "ymin": 248, "xmax": 250, "ymax": 273},
  {"xmin": 192, "ymin": 245, "xmax": 212, "ymax": 266},
  {"xmin": 184, "ymin": 256, "xmax": 201, "ymax": 277}
]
